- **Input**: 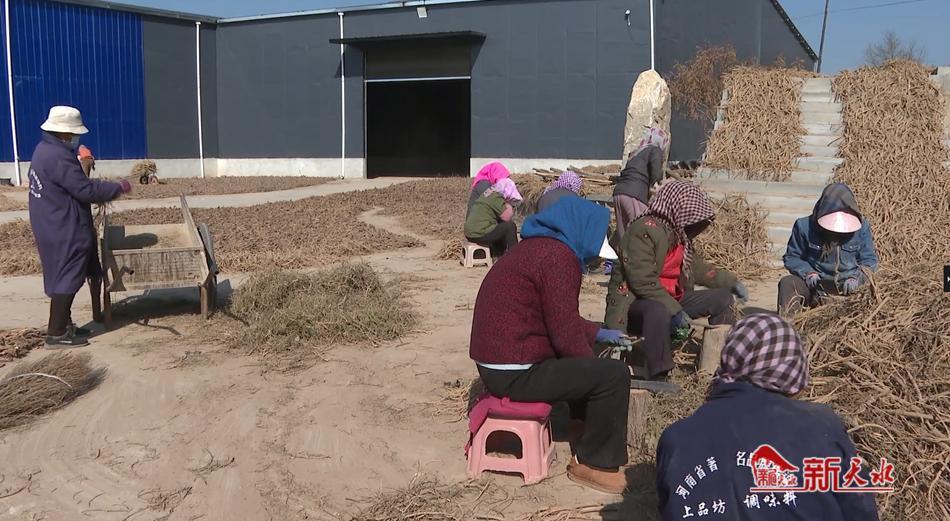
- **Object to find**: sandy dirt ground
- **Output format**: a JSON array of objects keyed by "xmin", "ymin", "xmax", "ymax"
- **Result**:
[{"xmin": 0, "ymin": 207, "xmax": 782, "ymax": 521}]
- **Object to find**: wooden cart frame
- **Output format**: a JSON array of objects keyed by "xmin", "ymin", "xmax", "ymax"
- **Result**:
[{"xmin": 98, "ymin": 195, "xmax": 218, "ymax": 325}]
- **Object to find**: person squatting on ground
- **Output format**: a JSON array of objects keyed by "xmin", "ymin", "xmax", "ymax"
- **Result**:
[
  {"xmin": 464, "ymin": 178, "xmax": 522, "ymax": 257},
  {"xmin": 467, "ymin": 161, "xmax": 511, "ymax": 216},
  {"xmin": 656, "ymin": 314, "xmax": 879, "ymax": 521},
  {"xmin": 469, "ymin": 197, "xmax": 632, "ymax": 494},
  {"xmin": 779, "ymin": 183, "xmax": 878, "ymax": 316},
  {"xmin": 605, "ymin": 181, "xmax": 748, "ymax": 381},
  {"xmin": 612, "ymin": 126, "xmax": 670, "ymax": 241},
  {"xmin": 537, "ymin": 170, "xmax": 583, "ymax": 213},
  {"xmin": 28, "ymin": 106, "xmax": 132, "ymax": 348}
]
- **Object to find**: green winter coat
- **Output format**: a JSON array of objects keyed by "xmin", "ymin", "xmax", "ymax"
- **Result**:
[
  {"xmin": 604, "ymin": 215, "xmax": 738, "ymax": 331},
  {"xmin": 465, "ymin": 193, "xmax": 507, "ymax": 238}
]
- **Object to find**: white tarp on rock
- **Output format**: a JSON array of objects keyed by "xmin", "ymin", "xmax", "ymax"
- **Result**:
[{"xmin": 621, "ymin": 69, "xmax": 672, "ymax": 163}]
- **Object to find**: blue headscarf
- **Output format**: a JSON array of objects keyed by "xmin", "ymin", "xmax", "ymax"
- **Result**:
[{"xmin": 521, "ymin": 197, "xmax": 611, "ymax": 267}]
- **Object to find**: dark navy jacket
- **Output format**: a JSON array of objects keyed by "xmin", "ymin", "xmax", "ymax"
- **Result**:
[
  {"xmin": 28, "ymin": 132, "xmax": 124, "ymax": 296},
  {"xmin": 657, "ymin": 382, "xmax": 879, "ymax": 521}
]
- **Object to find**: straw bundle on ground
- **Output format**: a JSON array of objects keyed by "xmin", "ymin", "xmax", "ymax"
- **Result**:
[
  {"xmin": 0, "ymin": 219, "xmax": 40, "ymax": 276},
  {"xmin": 227, "ymin": 263, "xmax": 417, "ymax": 368},
  {"xmin": 704, "ymin": 66, "xmax": 813, "ymax": 181},
  {"xmin": 693, "ymin": 195, "xmax": 774, "ymax": 280},
  {"xmin": 0, "ymin": 193, "xmax": 25, "ymax": 212},
  {"xmin": 130, "ymin": 159, "xmax": 158, "ymax": 179},
  {"xmin": 667, "ymin": 44, "xmax": 741, "ymax": 127},
  {"xmin": 0, "ymin": 328, "xmax": 45, "ymax": 364},
  {"xmin": 791, "ymin": 60, "xmax": 950, "ymax": 520},
  {"xmin": 0, "ymin": 353, "xmax": 105, "ymax": 430}
]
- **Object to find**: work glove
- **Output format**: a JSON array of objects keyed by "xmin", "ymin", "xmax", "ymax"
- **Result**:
[
  {"xmin": 804, "ymin": 272, "xmax": 820, "ymax": 289},
  {"xmin": 596, "ymin": 328, "xmax": 625, "ymax": 345},
  {"xmin": 841, "ymin": 277, "xmax": 860, "ymax": 295},
  {"xmin": 670, "ymin": 311, "xmax": 692, "ymax": 341},
  {"xmin": 118, "ymin": 179, "xmax": 132, "ymax": 194},
  {"xmin": 732, "ymin": 281, "xmax": 749, "ymax": 302}
]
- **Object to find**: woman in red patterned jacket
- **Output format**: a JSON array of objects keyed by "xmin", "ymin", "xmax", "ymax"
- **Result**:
[{"xmin": 469, "ymin": 197, "xmax": 631, "ymax": 494}]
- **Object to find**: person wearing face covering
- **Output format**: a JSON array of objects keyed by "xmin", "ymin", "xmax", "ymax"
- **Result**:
[
  {"xmin": 470, "ymin": 197, "xmax": 632, "ymax": 495},
  {"xmin": 656, "ymin": 314, "xmax": 879, "ymax": 521},
  {"xmin": 612, "ymin": 127, "xmax": 670, "ymax": 241},
  {"xmin": 780, "ymin": 183, "xmax": 878, "ymax": 316},
  {"xmin": 537, "ymin": 171, "xmax": 583, "ymax": 212},
  {"xmin": 467, "ymin": 161, "xmax": 511, "ymax": 216},
  {"xmin": 28, "ymin": 106, "xmax": 132, "ymax": 348},
  {"xmin": 605, "ymin": 181, "xmax": 748, "ymax": 382},
  {"xmin": 464, "ymin": 178, "xmax": 522, "ymax": 257}
]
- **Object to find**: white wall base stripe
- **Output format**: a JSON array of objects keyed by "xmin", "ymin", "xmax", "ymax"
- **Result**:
[{"xmin": 469, "ymin": 158, "xmax": 619, "ymax": 176}]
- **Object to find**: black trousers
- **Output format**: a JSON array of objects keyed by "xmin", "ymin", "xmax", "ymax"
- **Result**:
[
  {"xmin": 626, "ymin": 288, "xmax": 735, "ymax": 378},
  {"xmin": 468, "ymin": 221, "xmax": 518, "ymax": 257},
  {"xmin": 477, "ymin": 357, "xmax": 630, "ymax": 470},
  {"xmin": 47, "ymin": 292, "xmax": 77, "ymax": 337},
  {"xmin": 777, "ymin": 275, "xmax": 840, "ymax": 317}
]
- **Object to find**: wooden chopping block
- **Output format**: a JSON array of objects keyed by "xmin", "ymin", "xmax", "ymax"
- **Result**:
[
  {"xmin": 627, "ymin": 389, "xmax": 651, "ymax": 449},
  {"xmin": 692, "ymin": 320, "xmax": 732, "ymax": 375}
]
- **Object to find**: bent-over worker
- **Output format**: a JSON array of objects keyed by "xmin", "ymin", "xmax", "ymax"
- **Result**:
[
  {"xmin": 656, "ymin": 314, "xmax": 879, "ymax": 521},
  {"xmin": 464, "ymin": 178, "xmax": 522, "ymax": 257},
  {"xmin": 612, "ymin": 126, "xmax": 669, "ymax": 242},
  {"xmin": 467, "ymin": 161, "xmax": 511, "ymax": 216},
  {"xmin": 780, "ymin": 183, "xmax": 878, "ymax": 316},
  {"xmin": 605, "ymin": 181, "xmax": 747, "ymax": 381},
  {"xmin": 470, "ymin": 197, "xmax": 631, "ymax": 494},
  {"xmin": 537, "ymin": 171, "xmax": 582, "ymax": 212},
  {"xmin": 28, "ymin": 106, "xmax": 131, "ymax": 348}
]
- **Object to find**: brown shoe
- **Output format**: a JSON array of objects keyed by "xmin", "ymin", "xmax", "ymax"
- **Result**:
[{"xmin": 566, "ymin": 457, "xmax": 627, "ymax": 494}]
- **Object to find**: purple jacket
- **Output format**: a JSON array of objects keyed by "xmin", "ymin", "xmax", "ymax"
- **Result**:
[{"xmin": 28, "ymin": 132, "xmax": 124, "ymax": 296}]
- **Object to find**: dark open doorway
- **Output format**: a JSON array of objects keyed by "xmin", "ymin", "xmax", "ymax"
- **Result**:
[{"xmin": 366, "ymin": 78, "xmax": 470, "ymax": 178}]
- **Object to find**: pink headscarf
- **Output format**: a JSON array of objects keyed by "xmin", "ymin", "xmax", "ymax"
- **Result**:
[
  {"xmin": 482, "ymin": 178, "xmax": 523, "ymax": 202},
  {"xmin": 471, "ymin": 161, "xmax": 511, "ymax": 189}
]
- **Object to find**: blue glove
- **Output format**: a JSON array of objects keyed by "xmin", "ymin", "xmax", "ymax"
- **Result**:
[
  {"xmin": 804, "ymin": 272, "xmax": 820, "ymax": 289},
  {"xmin": 596, "ymin": 328, "xmax": 625, "ymax": 345},
  {"xmin": 842, "ymin": 277, "xmax": 860, "ymax": 295},
  {"xmin": 671, "ymin": 311, "xmax": 691, "ymax": 331},
  {"xmin": 732, "ymin": 281, "xmax": 749, "ymax": 302}
]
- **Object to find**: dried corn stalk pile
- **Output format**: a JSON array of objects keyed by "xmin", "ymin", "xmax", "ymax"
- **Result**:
[
  {"xmin": 693, "ymin": 195, "xmax": 774, "ymax": 281},
  {"xmin": 793, "ymin": 60, "xmax": 950, "ymax": 521},
  {"xmin": 0, "ymin": 328, "xmax": 44, "ymax": 365},
  {"xmin": 704, "ymin": 67, "xmax": 813, "ymax": 181}
]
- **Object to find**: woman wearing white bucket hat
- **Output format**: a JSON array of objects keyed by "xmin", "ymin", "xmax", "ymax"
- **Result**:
[
  {"xmin": 779, "ymin": 183, "xmax": 879, "ymax": 316},
  {"xmin": 28, "ymin": 106, "xmax": 132, "ymax": 348}
]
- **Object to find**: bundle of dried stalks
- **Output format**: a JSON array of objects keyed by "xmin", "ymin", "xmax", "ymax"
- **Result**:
[
  {"xmin": 434, "ymin": 377, "xmax": 484, "ymax": 421},
  {"xmin": 0, "ymin": 193, "xmax": 25, "ymax": 212},
  {"xmin": 788, "ymin": 60, "xmax": 950, "ymax": 521},
  {"xmin": 704, "ymin": 66, "xmax": 813, "ymax": 181},
  {"xmin": 513, "ymin": 173, "xmax": 550, "ymax": 217},
  {"xmin": 0, "ymin": 328, "xmax": 45, "ymax": 364},
  {"xmin": 667, "ymin": 44, "xmax": 741, "ymax": 126},
  {"xmin": 130, "ymin": 159, "xmax": 158, "ymax": 179},
  {"xmin": 693, "ymin": 195, "xmax": 774, "ymax": 280},
  {"xmin": 0, "ymin": 220, "xmax": 40, "ymax": 276},
  {"xmin": 227, "ymin": 264, "xmax": 417, "ymax": 368},
  {"xmin": 0, "ymin": 353, "xmax": 105, "ymax": 429},
  {"xmin": 351, "ymin": 475, "xmax": 472, "ymax": 521},
  {"xmin": 435, "ymin": 238, "xmax": 463, "ymax": 261},
  {"xmin": 833, "ymin": 59, "xmax": 950, "ymax": 265}
]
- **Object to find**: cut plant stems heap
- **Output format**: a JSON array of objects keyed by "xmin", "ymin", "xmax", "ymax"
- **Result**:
[
  {"xmin": 0, "ymin": 353, "xmax": 104, "ymax": 430},
  {"xmin": 693, "ymin": 195, "xmax": 774, "ymax": 281},
  {"xmin": 704, "ymin": 66, "xmax": 813, "ymax": 181},
  {"xmin": 788, "ymin": 60, "xmax": 950, "ymax": 521},
  {"xmin": 226, "ymin": 264, "xmax": 417, "ymax": 369}
]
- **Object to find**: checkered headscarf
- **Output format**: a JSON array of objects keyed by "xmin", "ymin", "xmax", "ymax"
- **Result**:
[
  {"xmin": 713, "ymin": 314, "xmax": 809, "ymax": 395},
  {"xmin": 646, "ymin": 181, "xmax": 715, "ymax": 275},
  {"xmin": 543, "ymin": 171, "xmax": 583, "ymax": 195}
]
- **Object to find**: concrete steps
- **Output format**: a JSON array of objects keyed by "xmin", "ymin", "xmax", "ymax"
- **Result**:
[
  {"xmin": 801, "ymin": 144, "xmax": 839, "ymax": 157},
  {"xmin": 802, "ymin": 123, "xmax": 843, "ymax": 136},
  {"xmin": 795, "ymin": 157, "xmax": 843, "ymax": 174},
  {"xmin": 801, "ymin": 92, "xmax": 836, "ymax": 103},
  {"xmin": 801, "ymin": 111, "xmax": 843, "ymax": 125},
  {"xmin": 800, "ymin": 101, "xmax": 842, "ymax": 113},
  {"xmin": 802, "ymin": 134, "xmax": 842, "ymax": 147},
  {"xmin": 697, "ymin": 168, "xmax": 831, "ymax": 185},
  {"xmin": 802, "ymin": 77, "xmax": 833, "ymax": 93}
]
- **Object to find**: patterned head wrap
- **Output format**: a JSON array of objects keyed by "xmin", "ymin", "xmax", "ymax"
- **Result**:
[
  {"xmin": 472, "ymin": 161, "xmax": 511, "ymax": 189},
  {"xmin": 482, "ymin": 178, "xmax": 523, "ymax": 202},
  {"xmin": 630, "ymin": 126, "xmax": 670, "ymax": 159},
  {"xmin": 542, "ymin": 171, "xmax": 583, "ymax": 195},
  {"xmin": 712, "ymin": 314, "xmax": 809, "ymax": 395},
  {"xmin": 646, "ymin": 181, "xmax": 714, "ymax": 275}
]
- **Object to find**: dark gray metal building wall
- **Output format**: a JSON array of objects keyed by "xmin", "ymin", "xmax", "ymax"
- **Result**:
[
  {"xmin": 213, "ymin": 0, "xmax": 814, "ymax": 163},
  {"xmin": 655, "ymin": 0, "xmax": 815, "ymax": 160},
  {"xmin": 143, "ymin": 17, "xmax": 218, "ymax": 159},
  {"xmin": 216, "ymin": 0, "xmax": 653, "ymax": 161}
]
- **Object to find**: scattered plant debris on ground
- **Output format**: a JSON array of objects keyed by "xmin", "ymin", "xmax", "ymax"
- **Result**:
[
  {"xmin": 0, "ymin": 353, "xmax": 105, "ymax": 430},
  {"xmin": 0, "ymin": 194, "xmax": 25, "ymax": 212},
  {"xmin": 0, "ymin": 220, "xmax": 41, "ymax": 276},
  {"xmin": 694, "ymin": 195, "xmax": 774, "ymax": 281},
  {"xmin": 0, "ymin": 328, "xmax": 45, "ymax": 365},
  {"xmin": 667, "ymin": 44, "xmax": 742, "ymax": 128},
  {"xmin": 122, "ymin": 175, "xmax": 332, "ymax": 200},
  {"xmin": 704, "ymin": 66, "xmax": 813, "ymax": 181},
  {"xmin": 226, "ymin": 264, "xmax": 417, "ymax": 369}
]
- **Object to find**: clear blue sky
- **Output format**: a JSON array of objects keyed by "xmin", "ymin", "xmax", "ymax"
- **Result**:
[{"xmin": 115, "ymin": 0, "xmax": 948, "ymax": 73}]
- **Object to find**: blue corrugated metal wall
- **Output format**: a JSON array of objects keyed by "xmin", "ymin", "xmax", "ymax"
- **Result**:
[
  {"xmin": 0, "ymin": 5, "xmax": 13, "ymax": 162},
  {"xmin": 10, "ymin": 0, "xmax": 146, "ymax": 161}
]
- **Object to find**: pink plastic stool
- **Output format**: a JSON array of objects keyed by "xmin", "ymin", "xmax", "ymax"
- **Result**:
[{"xmin": 466, "ymin": 401, "xmax": 555, "ymax": 485}]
